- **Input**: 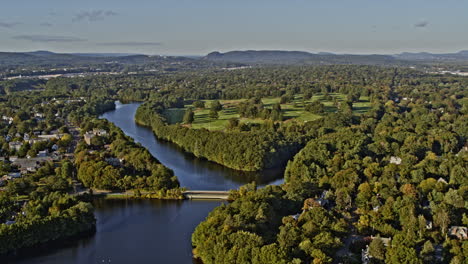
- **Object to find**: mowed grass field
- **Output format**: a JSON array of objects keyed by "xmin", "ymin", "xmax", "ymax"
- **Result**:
[{"xmin": 162, "ymin": 93, "xmax": 371, "ymax": 131}]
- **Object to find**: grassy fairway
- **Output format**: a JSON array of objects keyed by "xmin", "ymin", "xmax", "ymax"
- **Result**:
[{"xmin": 161, "ymin": 93, "xmax": 371, "ymax": 130}]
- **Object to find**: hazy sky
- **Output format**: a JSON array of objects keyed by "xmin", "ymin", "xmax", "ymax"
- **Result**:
[{"xmin": 1, "ymin": 0, "xmax": 467, "ymax": 55}]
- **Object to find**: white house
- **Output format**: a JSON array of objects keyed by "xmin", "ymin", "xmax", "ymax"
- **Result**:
[{"xmin": 9, "ymin": 141, "xmax": 23, "ymax": 151}]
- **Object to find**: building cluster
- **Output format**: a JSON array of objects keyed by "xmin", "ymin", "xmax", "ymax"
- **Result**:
[
  {"xmin": 0, "ymin": 130, "xmax": 67, "ymax": 188},
  {"xmin": 83, "ymin": 129, "xmax": 107, "ymax": 145}
]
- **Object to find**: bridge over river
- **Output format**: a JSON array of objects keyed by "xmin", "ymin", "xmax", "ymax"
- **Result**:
[{"xmin": 182, "ymin": 190, "xmax": 230, "ymax": 200}]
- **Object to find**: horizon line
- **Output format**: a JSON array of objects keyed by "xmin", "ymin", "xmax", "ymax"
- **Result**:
[{"xmin": 1, "ymin": 48, "xmax": 467, "ymax": 57}]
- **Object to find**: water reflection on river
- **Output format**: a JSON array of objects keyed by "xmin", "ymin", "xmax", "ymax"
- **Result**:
[{"xmin": 6, "ymin": 199, "xmax": 221, "ymax": 264}]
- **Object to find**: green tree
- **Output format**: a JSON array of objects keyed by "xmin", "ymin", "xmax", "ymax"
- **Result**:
[
  {"xmin": 183, "ymin": 108, "xmax": 195, "ymax": 124},
  {"xmin": 369, "ymin": 237, "xmax": 386, "ymax": 260},
  {"xmin": 210, "ymin": 100, "xmax": 222, "ymax": 111},
  {"xmin": 193, "ymin": 100, "xmax": 205, "ymax": 108},
  {"xmin": 226, "ymin": 118, "xmax": 239, "ymax": 130},
  {"xmin": 209, "ymin": 109, "xmax": 219, "ymax": 119}
]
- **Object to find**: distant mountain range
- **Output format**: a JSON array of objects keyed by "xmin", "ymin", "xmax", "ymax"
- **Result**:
[
  {"xmin": 26, "ymin": 50, "xmax": 142, "ymax": 58},
  {"xmin": 394, "ymin": 51, "xmax": 468, "ymax": 61},
  {"xmin": 203, "ymin": 50, "xmax": 468, "ymax": 65},
  {"xmin": 1, "ymin": 50, "xmax": 468, "ymax": 67},
  {"xmin": 203, "ymin": 50, "xmax": 398, "ymax": 65},
  {"xmin": 0, "ymin": 51, "xmax": 194, "ymax": 67}
]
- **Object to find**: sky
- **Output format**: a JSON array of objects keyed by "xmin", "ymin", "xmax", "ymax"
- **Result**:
[{"xmin": 0, "ymin": 0, "xmax": 467, "ymax": 55}]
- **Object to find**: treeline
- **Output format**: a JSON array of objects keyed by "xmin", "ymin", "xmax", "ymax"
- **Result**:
[
  {"xmin": 35, "ymin": 66, "xmax": 411, "ymax": 103},
  {"xmin": 136, "ymin": 100, "xmax": 306, "ymax": 171},
  {"xmin": 0, "ymin": 192, "xmax": 95, "ymax": 255},
  {"xmin": 18, "ymin": 65, "xmax": 466, "ymax": 109},
  {"xmin": 0, "ymin": 79, "xmax": 45, "ymax": 95},
  {"xmin": 75, "ymin": 118, "xmax": 180, "ymax": 195}
]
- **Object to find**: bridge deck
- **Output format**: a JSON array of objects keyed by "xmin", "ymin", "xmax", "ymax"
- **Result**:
[{"xmin": 183, "ymin": 190, "xmax": 230, "ymax": 200}]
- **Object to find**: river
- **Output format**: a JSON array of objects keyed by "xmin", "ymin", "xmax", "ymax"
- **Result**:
[{"xmin": 6, "ymin": 102, "xmax": 283, "ymax": 264}]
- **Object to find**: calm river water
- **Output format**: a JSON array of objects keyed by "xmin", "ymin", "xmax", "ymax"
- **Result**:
[{"xmin": 6, "ymin": 102, "xmax": 283, "ymax": 264}]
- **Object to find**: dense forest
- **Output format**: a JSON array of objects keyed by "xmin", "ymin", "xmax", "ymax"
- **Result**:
[{"xmin": 191, "ymin": 67, "xmax": 468, "ymax": 263}]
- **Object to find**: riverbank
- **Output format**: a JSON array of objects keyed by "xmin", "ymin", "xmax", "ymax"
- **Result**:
[
  {"xmin": 135, "ymin": 101, "xmax": 303, "ymax": 172},
  {"xmin": 103, "ymin": 102, "xmax": 285, "ymax": 188}
]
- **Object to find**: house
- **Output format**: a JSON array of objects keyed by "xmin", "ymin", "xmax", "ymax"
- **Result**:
[
  {"xmin": 316, "ymin": 198, "xmax": 329, "ymax": 207},
  {"xmin": 437, "ymin": 177, "xmax": 448, "ymax": 185},
  {"xmin": 6, "ymin": 172, "xmax": 21, "ymax": 179},
  {"xmin": 316, "ymin": 190, "xmax": 330, "ymax": 207},
  {"xmin": 370, "ymin": 236, "xmax": 391, "ymax": 247},
  {"xmin": 2, "ymin": 116, "xmax": 13, "ymax": 124},
  {"xmin": 38, "ymin": 134, "xmax": 60, "ymax": 140},
  {"xmin": 84, "ymin": 129, "xmax": 108, "ymax": 145},
  {"xmin": 50, "ymin": 152, "xmax": 60, "ymax": 161},
  {"xmin": 389, "ymin": 156, "xmax": 402, "ymax": 165},
  {"xmin": 362, "ymin": 245, "xmax": 371, "ymax": 264},
  {"xmin": 84, "ymin": 133, "xmax": 95, "ymax": 145},
  {"xmin": 25, "ymin": 166, "xmax": 38, "ymax": 173},
  {"xmin": 290, "ymin": 213, "xmax": 301, "ymax": 221},
  {"xmin": 23, "ymin": 133, "xmax": 30, "ymax": 141},
  {"xmin": 38, "ymin": 150, "xmax": 49, "ymax": 158},
  {"xmin": 92, "ymin": 128, "xmax": 107, "ymax": 136},
  {"xmin": 12, "ymin": 157, "xmax": 48, "ymax": 172},
  {"xmin": 105, "ymin": 157, "xmax": 122, "ymax": 166},
  {"xmin": 426, "ymin": 221, "xmax": 433, "ymax": 230},
  {"xmin": 29, "ymin": 138, "xmax": 48, "ymax": 145},
  {"xmin": 9, "ymin": 141, "xmax": 23, "ymax": 151},
  {"xmin": 449, "ymin": 226, "xmax": 468, "ymax": 240}
]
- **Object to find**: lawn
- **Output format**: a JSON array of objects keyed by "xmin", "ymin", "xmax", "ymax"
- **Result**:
[{"xmin": 161, "ymin": 93, "xmax": 371, "ymax": 131}]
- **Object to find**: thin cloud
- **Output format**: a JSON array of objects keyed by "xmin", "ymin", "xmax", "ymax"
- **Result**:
[
  {"xmin": 414, "ymin": 21, "xmax": 429, "ymax": 28},
  {"xmin": 13, "ymin": 35, "xmax": 87, "ymax": 43},
  {"xmin": 0, "ymin": 21, "xmax": 21, "ymax": 28},
  {"xmin": 40, "ymin": 22, "xmax": 53, "ymax": 27},
  {"xmin": 98, "ymin": 41, "xmax": 163, "ymax": 47},
  {"xmin": 73, "ymin": 10, "xmax": 118, "ymax": 22}
]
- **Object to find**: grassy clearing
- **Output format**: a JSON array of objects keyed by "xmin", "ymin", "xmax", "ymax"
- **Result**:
[{"xmin": 161, "ymin": 93, "xmax": 371, "ymax": 131}]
